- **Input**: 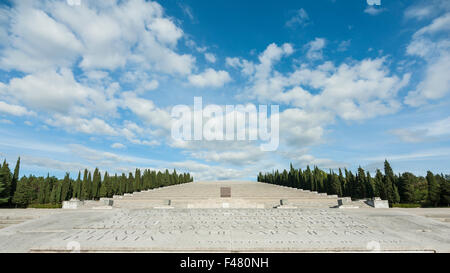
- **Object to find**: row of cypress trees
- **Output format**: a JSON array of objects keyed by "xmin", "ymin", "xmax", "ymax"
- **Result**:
[
  {"xmin": 0, "ymin": 157, "xmax": 193, "ymax": 208},
  {"xmin": 257, "ymin": 160, "xmax": 450, "ymax": 207}
]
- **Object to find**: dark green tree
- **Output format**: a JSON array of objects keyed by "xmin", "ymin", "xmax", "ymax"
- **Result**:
[
  {"xmin": 398, "ymin": 172, "xmax": 416, "ymax": 203},
  {"xmin": 92, "ymin": 168, "xmax": 101, "ymax": 200},
  {"xmin": 426, "ymin": 171, "xmax": 440, "ymax": 206},
  {"xmin": 0, "ymin": 161, "xmax": 12, "ymax": 205},
  {"xmin": 11, "ymin": 157, "xmax": 20, "ymax": 200},
  {"xmin": 12, "ymin": 178, "xmax": 33, "ymax": 207}
]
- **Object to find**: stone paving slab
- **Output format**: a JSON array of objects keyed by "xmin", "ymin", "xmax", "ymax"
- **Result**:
[{"xmin": 0, "ymin": 208, "xmax": 449, "ymax": 252}]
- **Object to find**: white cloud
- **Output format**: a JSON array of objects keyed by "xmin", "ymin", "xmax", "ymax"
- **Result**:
[
  {"xmin": 0, "ymin": 0, "xmax": 195, "ymax": 75},
  {"xmin": 121, "ymin": 71, "xmax": 159, "ymax": 93},
  {"xmin": 191, "ymin": 149, "xmax": 265, "ymax": 166},
  {"xmin": 286, "ymin": 153, "xmax": 347, "ymax": 170},
  {"xmin": 4, "ymin": 69, "xmax": 118, "ymax": 119},
  {"xmin": 0, "ymin": 5, "xmax": 83, "ymax": 72},
  {"xmin": 46, "ymin": 115, "xmax": 117, "ymax": 136},
  {"xmin": 405, "ymin": 13, "xmax": 450, "ymax": 106},
  {"xmin": 0, "ymin": 101, "xmax": 35, "ymax": 116},
  {"xmin": 147, "ymin": 18, "xmax": 183, "ymax": 46},
  {"xmin": 404, "ymin": 0, "xmax": 450, "ymax": 21},
  {"xmin": 365, "ymin": 148, "xmax": 450, "ymax": 162},
  {"xmin": 21, "ymin": 155, "xmax": 88, "ymax": 173},
  {"xmin": 404, "ymin": 6, "xmax": 434, "ymax": 20},
  {"xmin": 305, "ymin": 38, "xmax": 326, "ymax": 60},
  {"xmin": 0, "ymin": 119, "xmax": 13, "ymax": 124},
  {"xmin": 111, "ymin": 143, "xmax": 126, "ymax": 149},
  {"xmin": 121, "ymin": 92, "xmax": 172, "ymax": 130},
  {"xmin": 413, "ymin": 12, "xmax": 450, "ymax": 38},
  {"xmin": 225, "ymin": 57, "xmax": 241, "ymax": 68},
  {"xmin": 286, "ymin": 8, "xmax": 310, "ymax": 28},
  {"xmin": 204, "ymin": 53, "xmax": 216, "ymax": 63},
  {"xmin": 337, "ymin": 40, "xmax": 351, "ymax": 52},
  {"xmin": 404, "ymin": 53, "xmax": 450, "ymax": 106},
  {"xmin": 225, "ymin": 57, "xmax": 255, "ymax": 75},
  {"xmin": 278, "ymin": 108, "xmax": 333, "ymax": 147},
  {"xmin": 237, "ymin": 43, "xmax": 410, "ymax": 121},
  {"xmin": 364, "ymin": 6, "xmax": 385, "ymax": 16},
  {"xmin": 179, "ymin": 3, "xmax": 194, "ymax": 21},
  {"xmin": 391, "ymin": 116, "xmax": 450, "ymax": 143},
  {"xmin": 188, "ymin": 68, "xmax": 231, "ymax": 88}
]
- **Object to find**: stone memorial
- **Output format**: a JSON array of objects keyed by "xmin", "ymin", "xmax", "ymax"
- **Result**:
[
  {"xmin": 220, "ymin": 187, "xmax": 231, "ymax": 198},
  {"xmin": 367, "ymin": 197, "xmax": 389, "ymax": 208},
  {"xmin": 0, "ymin": 181, "xmax": 449, "ymax": 252},
  {"xmin": 62, "ymin": 199, "xmax": 84, "ymax": 209}
]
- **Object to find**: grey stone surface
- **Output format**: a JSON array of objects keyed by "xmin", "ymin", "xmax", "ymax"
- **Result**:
[
  {"xmin": 368, "ymin": 198, "xmax": 389, "ymax": 208},
  {"xmin": 0, "ymin": 182, "xmax": 448, "ymax": 252},
  {"xmin": 100, "ymin": 198, "xmax": 114, "ymax": 206},
  {"xmin": 0, "ymin": 208, "xmax": 449, "ymax": 252},
  {"xmin": 62, "ymin": 200, "xmax": 84, "ymax": 209}
]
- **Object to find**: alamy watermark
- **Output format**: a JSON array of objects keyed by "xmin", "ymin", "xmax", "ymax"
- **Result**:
[
  {"xmin": 367, "ymin": 0, "xmax": 381, "ymax": 5},
  {"xmin": 67, "ymin": 0, "xmax": 81, "ymax": 6},
  {"xmin": 171, "ymin": 97, "xmax": 279, "ymax": 151}
]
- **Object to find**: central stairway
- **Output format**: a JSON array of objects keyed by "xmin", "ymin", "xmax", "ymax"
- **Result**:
[{"xmin": 112, "ymin": 181, "xmax": 342, "ymax": 209}]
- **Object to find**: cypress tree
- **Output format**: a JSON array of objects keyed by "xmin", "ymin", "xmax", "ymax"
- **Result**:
[
  {"xmin": 0, "ymin": 164, "xmax": 10, "ymax": 205},
  {"xmin": 398, "ymin": 172, "xmax": 416, "ymax": 203},
  {"xmin": 12, "ymin": 178, "xmax": 32, "ymax": 207},
  {"xmin": 74, "ymin": 171, "xmax": 82, "ymax": 199},
  {"xmin": 426, "ymin": 171, "xmax": 440, "ymax": 206},
  {"xmin": 373, "ymin": 169, "xmax": 384, "ymax": 199},
  {"xmin": 304, "ymin": 166, "xmax": 312, "ymax": 190},
  {"xmin": 355, "ymin": 167, "xmax": 367, "ymax": 199},
  {"xmin": 11, "ymin": 157, "xmax": 20, "ymax": 200},
  {"xmin": 338, "ymin": 169, "xmax": 345, "ymax": 196},
  {"xmin": 0, "ymin": 161, "xmax": 12, "ymax": 205},
  {"xmin": 61, "ymin": 173, "xmax": 72, "ymax": 201},
  {"xmin": 134, "ymin": 169, "xmax": 141, "ymax": 191},
  {"xmin": 365, "ymin": 171, "xmax": 374, "ymax": 198},
  {"xmin": 81, "ymin": 169, "xmax": 91, "ymax": 200},
  {"xmin": 92, "ymin": 168, "xmax": 101, "ymax": 200},
  {"xmin": 438, "ymin": 175, "xmax": 449, "ymax": 206},
  {"xmin": 384, "ymin": 160, "xmax": 399, "ymax": 204}
]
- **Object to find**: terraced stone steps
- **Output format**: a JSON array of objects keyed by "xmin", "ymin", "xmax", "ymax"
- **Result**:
[{"xmin": 112, "ymin": 181, "xmax": 344, "ymax": 209}]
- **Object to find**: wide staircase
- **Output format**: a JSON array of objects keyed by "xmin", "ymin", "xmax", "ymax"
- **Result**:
[{"xmin": 112, "ymin": 181, "xmax": 346, "ymax": 209}]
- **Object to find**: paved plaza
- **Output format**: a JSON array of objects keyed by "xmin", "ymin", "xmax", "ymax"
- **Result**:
[{"xmin": 0, "ymin": 181, "xmax": 449, "ymax": 252}]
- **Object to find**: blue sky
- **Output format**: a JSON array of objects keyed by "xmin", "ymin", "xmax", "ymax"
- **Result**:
[{"xmin": 0, "ymin": 0, "xmax": 449, "ymax": 180}]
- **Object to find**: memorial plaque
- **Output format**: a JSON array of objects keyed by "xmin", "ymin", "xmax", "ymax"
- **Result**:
[{"xmin": 220, "ymin": 187, "xmax": 231, "ymax": 198}]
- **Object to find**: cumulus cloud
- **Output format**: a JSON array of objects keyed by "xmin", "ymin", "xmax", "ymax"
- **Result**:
[
  {"xmin": 404, "ymin": 0, "xmax": 450, "ymax": 21},
  {"xmin": 0, "ymin": 101, "xmax": 35, "ymax": 116},
  {"xmin": 405, "ymin": 13, "xmax": 450, "ymax": 106},
  {"xmin": 235, "ymin": 43, "xmax": 410, "ymax": 121},
  {"xmin": 148, "ymin": 18, "xmax": 183, "ymax": 46},
  {"xmin": 0, "ymin": 0, "xmax": 195, "ymax": 74},
  {"xmin": 188, "ymin": 68, "xmax": 231, "ymax": 88},
  {"xmin": 5, "ymin": 69, "xmax": 115, "ymax": 115},
  {"xmin": 0, "ymin": 5, "xmax": 83, "ymax": 72},
  {"xmin": 121, "ymin": 92, "xmax": 172, "ymax": 130},
  {"xmin": 46, "ymin": 115, "xmax": 118, "ymax": 136},
  {"xmin": 278, "ymin": 108, "xmax": 333, "ymax": 147}
]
